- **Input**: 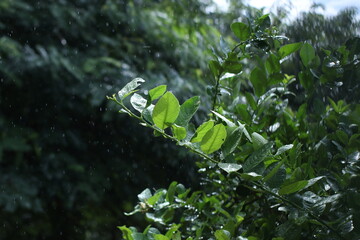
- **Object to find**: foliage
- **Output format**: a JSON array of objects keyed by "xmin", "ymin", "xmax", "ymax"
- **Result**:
[
  {"xmin": 285, "ymin": 6, "xmax": 360, "ymax": 49},
  {"xmin": 110, "ymin": 15, "xmax": 360, "ymax": 240},
  {"xmin": 0, "ymin": 1, "xmax": 221, "ymax": 239}
]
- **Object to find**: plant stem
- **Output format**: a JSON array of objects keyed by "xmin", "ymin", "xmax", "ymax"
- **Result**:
[
  {"xmin": 111, "ymin": 97, "xmax": 219, "ymax": 165},
  {"xmin": 211, "ymin": 73, "xmax": 221, "ymax": 112}
]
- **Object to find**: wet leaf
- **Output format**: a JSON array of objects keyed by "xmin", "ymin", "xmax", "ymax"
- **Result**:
[
  {"xmin": 218, "ymin": 163, "xmax": 242, "ymax": 173},
  {"xmin": 118, "ymin": 78, "xmax": 145, "ymax": 100},
  {"xmin": 275, "ymin": 144, "xmax": 294, "ymax": 156},
  {"xmin": 130, "ymin": 93, "xmax": 147, "ymax": 113},
  {"xmin": 175, "ymin": 96, "xmax": 200, "ymax": 127},
  {"xmin": 243, "ymin": 142, "xmax": 273, "ymax": 172}
]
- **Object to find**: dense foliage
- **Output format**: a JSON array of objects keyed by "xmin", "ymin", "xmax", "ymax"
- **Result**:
[
  {"xmin": 111, "ymin": 14, "xmax": 360, "ymax": 240},
  {"xmin": 0, "ymin": 1, "xmax": 221, "ymax": 239},
  {"xmin": 1, "ymin": 1, "xmax": 359, "ymax": 239}
]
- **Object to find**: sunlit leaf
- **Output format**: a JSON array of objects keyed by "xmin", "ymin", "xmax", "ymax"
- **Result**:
[
  {"xmin": 147, "ymin": 190, "xmax": 165, "ymax": 206},
  {"xmin": 200, "ymin": 124, "xmax": 227, "ymax": 154},
  {"xmin": 118, "ymin": 226, "xmax": 135, "ymax": 240},
  {"xmin": 152, "ymin": 92, "xmax": 180, "ymax": 129},
  {"xmin": 149, "ymin": 85, "xmax": 167, "ymax": 101},
  {"xmin": 191, "ymin": 120, "xmax": 215, "ymax": 143},
  {"xmin": 215, "ymin": 229, "xmax": 231, "ymax": 240},
  {"xmin": 154, "ymin": 234, "xmax": 170, "ymax": 240},
  {"xmin": 171, "ymin": 124, "xmax": 187, "ymax": 140}
]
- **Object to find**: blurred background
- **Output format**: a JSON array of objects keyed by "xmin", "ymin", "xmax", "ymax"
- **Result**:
[{"xmin": 0, "ymin": 0, "xmax": 358, "ymax": 239}]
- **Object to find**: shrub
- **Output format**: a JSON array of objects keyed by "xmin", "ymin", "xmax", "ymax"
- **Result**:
[{"xmin": 109, "ymin": 15, "xmax": 360, "ymax": 240}]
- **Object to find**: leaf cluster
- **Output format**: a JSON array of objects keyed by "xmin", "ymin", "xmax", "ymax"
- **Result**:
[{"xmin": 112, "ymin": 14, "xmax": 360, "ymax": 240}]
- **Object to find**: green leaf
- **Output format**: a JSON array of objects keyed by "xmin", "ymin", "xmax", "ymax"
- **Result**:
[
  {"xmin": 238, "ymin": 122, "xmax": 252, "ymax": 142},
  {"xmin": 191, "ymin": 120, "xmax": 215, "ymax": 143},
  {"xmin": 245, "ymin": 92, "xmax": 257, "ymax": 110},
  {"xmin": 218, "ymin": 163, "xmax": 242, "ymax": 173},
  {"xmin": 250, "ymin": 67, "xmax": 267, "ymax": 97},
  {"xmin": 209, "ymin": 60, "xmax": 222, "ymax": 78},
  {"xmin": 130, "ymin": 93, "xmax": 147, "ymax": 113},
  {"xmin": 152, "ymin": 92, "xmax": 180, "ymax": 130},
  {"xmin": 279, "ymin": 177, "xmax": 323, "ymax": 195},
  {"xmin": 336, "ymin": 130, "xmax": 348, "ymax": 145},
  {"xmin": 256, "ymin": 14, "xmax": 271, "ymax": 29},
  {"xmin": 230, "ymin": 22, "xmax": 250, "ymax": 41},
  {"xmin": 275, "ymin": 144, "xmax": 294, "ymax": 156},
  {"xmin": 147, "ymin": 190, "xmax": 165, "ymax": 206},
  {"xmin": 306, "ymin": 176, "xmax": 324, "ymax": 188},
  {"xmin": 166, "ymin": 181, "xmax": 177, "ymax": 203},
  {"xmin": 175, "ymin": 96, "xmax": 200, "ymax": 126},
  {"xmin": 222, "ymin": 127, "xmax": 244, "ymax": 156},
  {"xmin": 215, "ymin": 229, "xmax": 231, "ymax": 240},
  {"xmin": 243, "ymin": 142, "xmax": 273, "ymax": 172},
  {"xmin": 278, "ymin": 42, "xmax": 303, "ymax": 59},
  {"xmin": 279, "ymin": 180, "xmax": 308, "ymax": 195},
  {"xmin": 240, "ymin": 172, "xmax": 263, "ymax": 181},
  {"xmin": 251, "ymin": 132, "xmax": 268, "ymax": 149},
  {"xmin": 149, "ymin": 85, "xmax": 167, "ymax": 101},
  {"xmin": 118, "ymin": 78, "xmax": 145, "ymax": 100},
  {"xmin": 165, "ymin": 224, "xmax": 181, "ymax": 239},
  {"xmin": 200, "ymin": 124, "xmax": 227, "ymax": 154},
  {"xmin": 298, "ymin": 70, "xmax": 313, "ymax": 90},
  {"xmin": 223, "ymin": 52, "xmax": 243, "ymax": 74},
  {"xmin": 300, "ymin": 43, "xmax": 315, "ymax": 68},
  {"xmin": 265, "ymin": 164, "xmax": 286, "ymax": 188},
  {"xmin": 211, "ymin": 111, "xmax": 236, "ymax": 128},
  {"xmin": 265, "ymin": 54, "xmax": 281, "ymax": 75},
  {"xmin": 118, "ymin": 226, "xmax": 135, "ymax": 240},
  {"xmin": 171, "ymin": 124, "xmax": 187, "ymax": 140},
  {"xmin": 154, "ymin": 234, "xmax": 170, "ymax": 240}
]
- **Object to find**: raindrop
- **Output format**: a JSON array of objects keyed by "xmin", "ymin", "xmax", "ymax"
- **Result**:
[{"xmin": 61, "ymin": 39, "xmax": 67, "ymax": 45}]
